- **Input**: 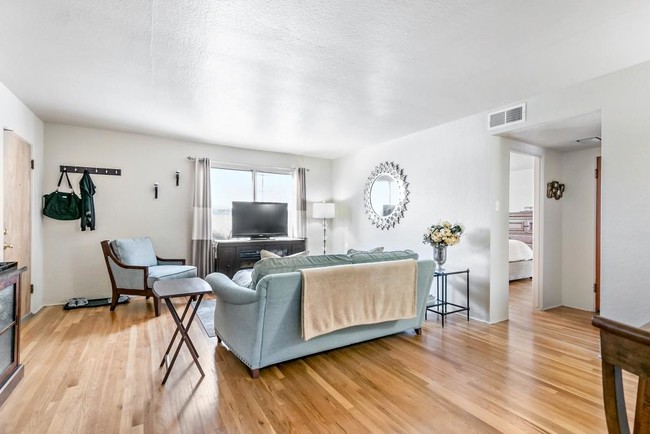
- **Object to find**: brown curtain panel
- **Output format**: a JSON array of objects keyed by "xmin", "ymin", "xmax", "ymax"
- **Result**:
[{"xmin": 191, "ymin": 158, "xmax": 214, "ymax": 278}]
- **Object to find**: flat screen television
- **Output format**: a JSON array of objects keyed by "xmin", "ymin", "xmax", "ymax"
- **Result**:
[{"xmin": 231, "ymin": 201, "xmax": 288, "ymax": 239}]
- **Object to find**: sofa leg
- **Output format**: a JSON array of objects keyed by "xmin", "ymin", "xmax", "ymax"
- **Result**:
[
  {"xmin": 414, "ymin": 327, "xmax": 422, "ymax": 335},
  {"xmin": 249, "ymin": 368, "xmax": 259, "ymax": 379}
]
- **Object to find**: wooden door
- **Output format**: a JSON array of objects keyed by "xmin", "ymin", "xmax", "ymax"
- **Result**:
[
  {"xmin": 595, "ymin": 156, "xmax": 601, "ymax": 312},
  {"xmin": 3, "ymin": 131, "xmax": 32, "ymax": 318}
]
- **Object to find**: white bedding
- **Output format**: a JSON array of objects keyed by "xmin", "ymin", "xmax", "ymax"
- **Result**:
[
  {"xmin": 509, "ymin": 239, "xmax": 533, "ymax": 280},
  {"xmin": 509, "ymin": 239, "xmax": 533, "ymax": 262}
]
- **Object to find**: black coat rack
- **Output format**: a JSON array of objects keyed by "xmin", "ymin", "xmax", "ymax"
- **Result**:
[{"xmin": 60, "ymin": 165, "xmax": 121, "ymax": 176}]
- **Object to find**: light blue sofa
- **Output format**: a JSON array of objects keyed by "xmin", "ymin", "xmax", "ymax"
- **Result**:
[{"xmin": 205, "ymin": 251, "xmax": 434, "ymax": 378}]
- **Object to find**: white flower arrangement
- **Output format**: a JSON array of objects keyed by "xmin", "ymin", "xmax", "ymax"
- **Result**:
[{"xmin": 422, "ymin": 221, "xmax": 464, "ymax": 247}]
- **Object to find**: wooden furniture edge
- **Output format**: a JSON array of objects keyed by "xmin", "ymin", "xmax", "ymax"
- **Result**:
[{"xmin": 0, "ymin": 362, "xmax": 23, "ymax": 407}]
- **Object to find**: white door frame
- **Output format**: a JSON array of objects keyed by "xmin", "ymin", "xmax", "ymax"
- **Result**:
[{"xmin": 509, "ymin": 150, "xmax": 543, "ymax": 310}]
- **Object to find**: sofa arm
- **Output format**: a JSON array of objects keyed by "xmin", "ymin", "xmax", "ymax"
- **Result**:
[{"xmin": 205, "ymin": 273, "xmax": 259, "ymax": 305}]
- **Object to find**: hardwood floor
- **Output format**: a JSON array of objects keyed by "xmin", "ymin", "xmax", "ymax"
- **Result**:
[{"xmin": 0, "ymin": 281, "xmax": 631, "ymax": 433}]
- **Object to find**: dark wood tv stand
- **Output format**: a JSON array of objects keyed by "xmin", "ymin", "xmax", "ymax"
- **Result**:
[{"xmin": 215, "ymin": 238, "xmax": 306, "ymax": 278}]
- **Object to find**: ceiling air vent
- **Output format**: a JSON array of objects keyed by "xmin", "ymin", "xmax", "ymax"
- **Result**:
[{"xmin": 488, "ymin": 103, "xmax": 526, "ymax": 130}]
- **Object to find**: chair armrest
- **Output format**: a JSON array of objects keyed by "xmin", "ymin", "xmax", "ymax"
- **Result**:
[
  {"xmin": 205, "ymin": 273, "xmax": 259, "ymax": 305},
  {"xmin": 157, "ymin": 256, "xmax": 186, "ymax": 265},
  {"xmin": 106, "ymin": 256, "xmax": 148, "ymax": 289}
]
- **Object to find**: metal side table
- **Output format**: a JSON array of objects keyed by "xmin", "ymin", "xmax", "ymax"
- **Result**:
[
  {"xmin": 153, "ymin": 277, "xmax": 212, "ymax": 385},
  {"xmin": 426, "ymin": 267, "xmax": 470, "ymax": 327}
]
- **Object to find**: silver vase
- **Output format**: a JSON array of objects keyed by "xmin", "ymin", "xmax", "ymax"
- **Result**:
[{"xmin": 433, "ymin": 245, "xmax": 447, "ymax": 271}]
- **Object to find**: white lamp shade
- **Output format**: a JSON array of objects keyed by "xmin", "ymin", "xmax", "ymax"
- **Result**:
[{"xmin": 313, "ymin": 202, "xmax": 335, "ymax": 219}]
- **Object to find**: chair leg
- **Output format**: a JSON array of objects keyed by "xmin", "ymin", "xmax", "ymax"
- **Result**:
[
  {"xmin": 110, "ymin": 290, "xmax": 119, "ymax": 311},
  {"xmin": 154, "ymin": 296, "xmax": 161, "ymax": 317}
]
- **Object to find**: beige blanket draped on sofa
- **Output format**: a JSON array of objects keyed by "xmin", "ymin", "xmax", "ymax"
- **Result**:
[{"xmin": 300, "ymin": 259, "xmax": 417, "ymax": 340}]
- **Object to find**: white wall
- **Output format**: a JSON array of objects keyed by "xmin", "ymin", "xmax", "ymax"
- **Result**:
[
  {"xmin": 497, "ymin": 61, "xmax": 650, "ymax": 326},
  {"xmin": 333, "ymin": 60, "xmax": 650, "ymax": 326},
  {"xmin": 332, "ymin": 114, "xmax": 493, "ymax": 322},
  {"xmin": 489, "ymin": 136, "xmax": 510, "ymax": 323},
  {"xmin": 561, "ymin": 147, "xmax": 600, "ymax": 311},
  {"xmin": 539, "ymin": 149, "xmax": 564, "ymax": 309},
  {"xmin": 601, "ymin": 82, "xmax": 650, "ymax": 326},
  {"xmin": 0, "ymin": 82, "xmax": 45, "ymax": 314},
  {"xmin": 330, "ymin": 113, "xmax": 571, "ymax": 324},
  {"xmin": 509, "ymin": 167, "xmax": 534, "ymax": 212},
  {"xmin": 43, "ymin": 124, "xmax": 332, "ymax": 304}
]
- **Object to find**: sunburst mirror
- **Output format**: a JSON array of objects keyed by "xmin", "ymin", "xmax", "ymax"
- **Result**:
[{"xmin": 363, "ymin": 161, "xmax": 410, "ymax": 230}]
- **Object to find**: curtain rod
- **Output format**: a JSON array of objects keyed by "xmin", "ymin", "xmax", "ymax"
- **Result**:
[{"xmin": 186, "ymin": 156, "xmax": 309, "ymax": 172}]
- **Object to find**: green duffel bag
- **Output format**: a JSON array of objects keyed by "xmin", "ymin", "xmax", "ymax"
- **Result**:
[{"xmin": 43, "ymin": 172, "xmax": 82, "ymax": 221}]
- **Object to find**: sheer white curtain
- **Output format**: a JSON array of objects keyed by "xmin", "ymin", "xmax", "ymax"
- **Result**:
[
  {"xmin": 291, "ymin": 167, "xmax": 307, "ymax": 239},
  {"xmin": 191, "ymin": 158, "xmax": 214, "ymax": 277}
]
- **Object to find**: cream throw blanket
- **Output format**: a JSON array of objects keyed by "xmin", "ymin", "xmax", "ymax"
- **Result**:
[{"xmin": 301, "ymin": 259, "xmax": 417, "ymax": 341}]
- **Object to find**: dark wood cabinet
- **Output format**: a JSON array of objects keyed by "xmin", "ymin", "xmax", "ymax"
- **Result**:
[
  {"xmin": 0, "ymin": 264, "xmax": 27, "ymax": 407},
  {"xmin": 215, "ymin": 239, "xmax": 306, "ymax": 278}
]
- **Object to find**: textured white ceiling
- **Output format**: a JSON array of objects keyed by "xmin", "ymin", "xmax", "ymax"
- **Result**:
[
  {"xmin": 503, "ymin": 111, "xmax": 602, "ymax": 151},
  {"xmin": 1, "ymin": 1, "xmax": 649, "ymax": 158}
]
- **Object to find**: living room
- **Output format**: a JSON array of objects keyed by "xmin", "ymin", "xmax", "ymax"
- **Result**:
[{"xmin": 2, "ymin": 1, "xmax": 650, "ymax": 432}]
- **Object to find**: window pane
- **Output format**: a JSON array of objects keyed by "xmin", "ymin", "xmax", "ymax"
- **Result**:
[
  {"xmin": 211, "ymin": 168, "xmax": 253, "ymax": 239},
  {"xmin": 211, "ymin": 168, "xmax": 294, "ymax": 240},
  {"xmin": 256, "ymin": 172, "xmax": 293, "ymax": 204}
]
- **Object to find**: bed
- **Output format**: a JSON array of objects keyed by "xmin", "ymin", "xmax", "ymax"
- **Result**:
[
  {"xmin": 509, "ymin": 209, "xmax": 533, "ymax": 280},
  {"xmin": 509, "ymin": 239, "xmax": 533, "ymax": 280}
]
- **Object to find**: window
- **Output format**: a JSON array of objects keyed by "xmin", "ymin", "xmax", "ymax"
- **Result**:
[
  {"xmin": 256, "ymin": 171, "xmax": 293, "ymax": 203},
  {"xmin": 211, "ymin": 167, "xmax": 293, "ymax": 239}
]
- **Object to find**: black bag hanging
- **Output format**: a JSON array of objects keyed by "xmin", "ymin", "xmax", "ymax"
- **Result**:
[{"xmin": 43, "ymin": 171, "xmax": 82, "ymax": 220}]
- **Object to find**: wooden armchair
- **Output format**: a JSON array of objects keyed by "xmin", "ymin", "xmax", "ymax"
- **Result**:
[
  {"xmin": 101, "ymin": 237, "xmax": 197, "ymax": 316},
  {"xmin": 592, "ymin": 315, "xmax": 650, "ymax": 434}
]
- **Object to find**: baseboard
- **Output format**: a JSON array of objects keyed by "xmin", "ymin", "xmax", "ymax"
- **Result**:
[{"xmin": 20, "ymin": 311, "xmax": 34, "ymax": 323}]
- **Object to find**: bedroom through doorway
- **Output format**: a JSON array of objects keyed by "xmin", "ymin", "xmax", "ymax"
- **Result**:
[{"xmin": 509, "ymin": 153, "xmax": 536, "ymax": 309}]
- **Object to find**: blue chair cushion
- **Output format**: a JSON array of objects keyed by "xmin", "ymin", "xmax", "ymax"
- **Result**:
[
  {"xmin": 147, "ymin": 265, "xmax": 197, "ymax": 288},
  {"xmin": 111, "ymin": 237, "xmax": 158, "ymax": 267}
]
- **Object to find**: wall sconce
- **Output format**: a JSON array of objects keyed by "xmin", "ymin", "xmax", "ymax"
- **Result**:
[
  {"xmin": 546, "ymin": 181, "xmax": 565, "ymax": 200},
  {"xmin": 154, "ymin": 183, "xmax": 159, "ymax": 199},
  {"xmin": 175, "ymin": 170, "xmax": 180, "ymax": 186}
]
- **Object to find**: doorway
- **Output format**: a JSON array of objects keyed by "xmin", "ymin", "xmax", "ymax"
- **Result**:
[
  {"xmin": 508, "ymin": 152, "xmax": 538, "ymax": 309},
  {"xmin": 3, "ymin": 130, "xmax": 32, "ymax": 318},
  {"xmin": 500, "ymin": 110, "xmax": 602, "ymax": 313}
]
